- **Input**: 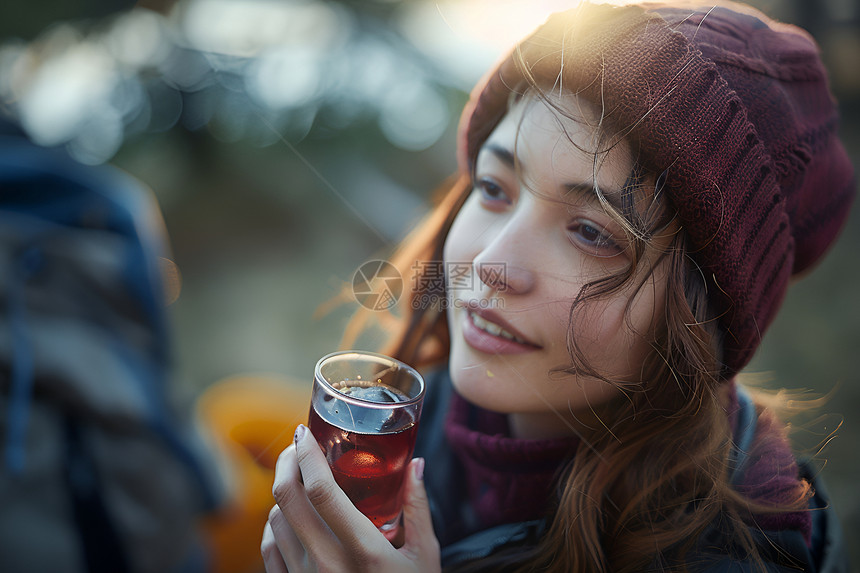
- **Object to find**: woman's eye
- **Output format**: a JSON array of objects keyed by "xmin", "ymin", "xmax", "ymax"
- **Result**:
[
  {"xmin": 475, "ymin": 177, "xmax": 512, "ymax": 206},
  {"xmin": 568, "ymin": 220, "xmax": 622, "ymax": 257}
]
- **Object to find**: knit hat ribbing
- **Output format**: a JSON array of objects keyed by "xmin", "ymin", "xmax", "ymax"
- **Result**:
[{"xmin": 458, "ymin": 2, "xmax": 855, "ymax": 374}]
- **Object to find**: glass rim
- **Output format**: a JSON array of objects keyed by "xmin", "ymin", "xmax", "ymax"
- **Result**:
[{"xmin": 313, "ymin": 350, "xmax": 425, "ymax": 409}]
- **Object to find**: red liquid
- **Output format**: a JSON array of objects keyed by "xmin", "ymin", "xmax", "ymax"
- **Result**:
[{"xmin": 308, "ymin": 387, "xmax": 419, "ymax": 529}]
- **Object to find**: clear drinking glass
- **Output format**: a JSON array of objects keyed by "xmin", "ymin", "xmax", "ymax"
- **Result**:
[{"xmin": 308, "ymin": 351, "xmax": 425, "ymax": 541}]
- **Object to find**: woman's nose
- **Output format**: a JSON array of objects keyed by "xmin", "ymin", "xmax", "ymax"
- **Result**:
[
  {"xmin": 473, "ymin": 254, "xmax": 535, "ymax": 295},
  {"xmin": 470, "ymin": 196, "xmax": 542, "ymax": 295}
]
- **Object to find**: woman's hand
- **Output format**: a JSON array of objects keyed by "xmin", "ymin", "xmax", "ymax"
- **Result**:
[{"xmin": 261, "ymin": 424, "xmax": 441, "ymax": 573}]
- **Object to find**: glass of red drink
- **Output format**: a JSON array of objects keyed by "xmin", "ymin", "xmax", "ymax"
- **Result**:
[{"xmin": 308, "ymin": 351, "xmax": 425, "ymax": 542}]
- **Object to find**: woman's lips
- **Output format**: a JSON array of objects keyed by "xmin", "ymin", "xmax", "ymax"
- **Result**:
[{"xmin": 460, "ymin": 308, "xmax": 541, "ymax": 355}]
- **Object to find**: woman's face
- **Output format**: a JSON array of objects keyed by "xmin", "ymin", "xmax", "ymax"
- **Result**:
[{"xmin": 444, "ymin": 94, "xmax": 673, "ymax": 439}]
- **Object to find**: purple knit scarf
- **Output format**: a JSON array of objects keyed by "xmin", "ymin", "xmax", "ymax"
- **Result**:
[
  {"xmin": 444, "ymin": 383, "xmax": 812, "ymax": 543},
  {"xmin": 443, "ymin": 392, "xmax": 578, "ymax": 529}
]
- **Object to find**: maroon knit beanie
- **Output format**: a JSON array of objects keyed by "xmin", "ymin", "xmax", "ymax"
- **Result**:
[{"xmin": 458, "ymin": 1, "xmax": 855, "ymax": 375}]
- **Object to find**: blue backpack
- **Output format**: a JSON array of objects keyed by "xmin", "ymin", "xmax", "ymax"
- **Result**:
[{"xmin": 0, "ymin": 133, "xmax": 222, "ymax": 573}]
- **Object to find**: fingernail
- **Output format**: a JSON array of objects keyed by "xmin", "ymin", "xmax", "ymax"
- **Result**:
[
  {"xmin": 294, "ymin": 424, "xmax": 307, "ymax": 444},
  {"xmin": 413, "ymin": 457, "xmax": 425, "ymax": 481}
]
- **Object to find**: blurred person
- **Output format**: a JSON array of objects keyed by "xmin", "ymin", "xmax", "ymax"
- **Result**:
[
  {"xmin": 261, "ymin": 1, "xmax": 854, "ymax": 572},
  {"xmin": 0, "ymin": 115, "xmax": 223, "ymax": 573}
]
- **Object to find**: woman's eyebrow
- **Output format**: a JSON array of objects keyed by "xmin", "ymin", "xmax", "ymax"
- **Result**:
[
  {"xmin": 483, "ymin": 143, "xmax": 516, "ymax": 168},
  {"xmin": 482, "ymin": 141, "xmax": 631, "ymax": 213},
  {"xmin": 564, "ymin": 181, "xmax": 624, "ymax": 212}
]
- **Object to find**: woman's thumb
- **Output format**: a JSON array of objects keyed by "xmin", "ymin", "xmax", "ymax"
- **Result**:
[{"xmin": 400, "ymin": 458, "xmax": 441, "ymax": 566}]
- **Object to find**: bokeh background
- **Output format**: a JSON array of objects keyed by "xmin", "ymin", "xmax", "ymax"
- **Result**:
[{"xmin": 2, "ymin": 0, "xmax": 858, "ymax": 569}]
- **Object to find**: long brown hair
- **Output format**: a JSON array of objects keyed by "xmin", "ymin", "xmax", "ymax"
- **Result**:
[{"xmin": 340, "ymin": 91, "xmax": 812, "ymax": 573}]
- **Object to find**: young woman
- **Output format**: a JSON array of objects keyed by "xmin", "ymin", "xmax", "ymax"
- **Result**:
[{"xmin": 261, "ymin": 2, "xmax": 854, "ymax": 571}]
